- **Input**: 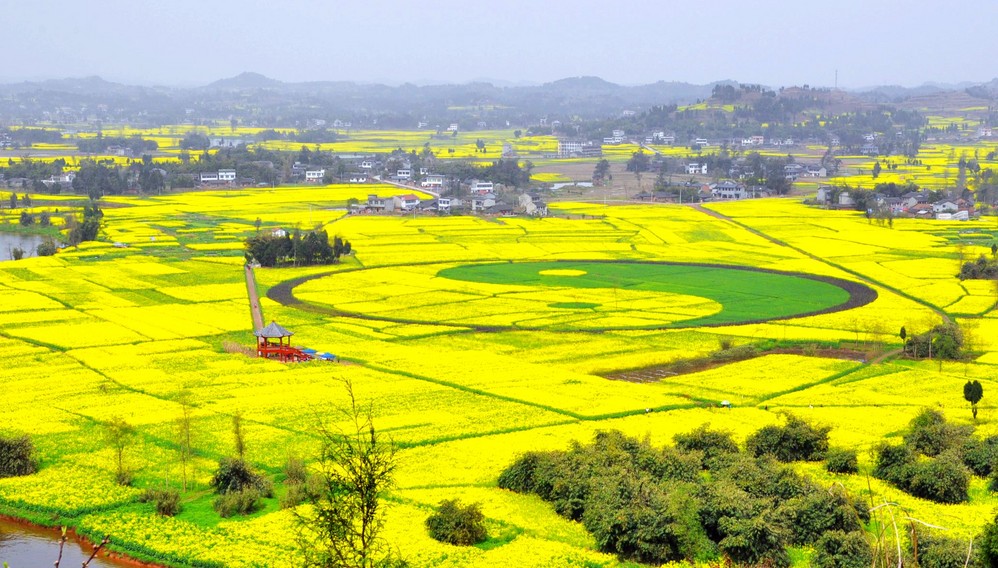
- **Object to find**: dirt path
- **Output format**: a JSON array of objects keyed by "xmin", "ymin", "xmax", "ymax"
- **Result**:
[{"xmin": 244, "ymin": 264, "xmax": 264, "ymax": 331}]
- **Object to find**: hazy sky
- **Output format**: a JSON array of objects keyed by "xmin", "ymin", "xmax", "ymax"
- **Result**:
[{"xmin": 4, "ymin": 0, "xmax": 997, "ymax": 88}]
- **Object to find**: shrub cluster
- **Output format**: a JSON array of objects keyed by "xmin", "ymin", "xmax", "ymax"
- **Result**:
[
  {"xmin": 959, "ymin": 255, "xmax": 998, "ymax": 280},
  {"xmin": 0, "ymin": 434, "xmax": 37, "ymax": 478},
  {"xmin": 872, "ymin": 409, "xmax": 986, "ymax": 504},
  {"xmin": 498, "ymin": 423, "xmax": 866, "ymax": 566},
  {"xmin": 824, "ymin": 448, "xmax": 859, "ymax": 474},
  {"xmin": 140, "ymin": 487, "xmax": 181, "ymax": 516},
  {"xmin": 210, "ymin": 457, "xmax": 272, "ymax": 517},
  {"xmin": 425, "ymin": 499, "xmax": 488, "ymax": 546},
  {"xmin": 746, "ymin": 415, "xmax": 830, "ymax": 462}
]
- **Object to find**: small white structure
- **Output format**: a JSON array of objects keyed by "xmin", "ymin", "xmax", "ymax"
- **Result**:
[
  {"xmin": 218, "ymin": 169, "xmax": 236, "ymax": 182},
  {"xmin": 305, "ymin": 169, "xmax": 325, "ymax": 183}
]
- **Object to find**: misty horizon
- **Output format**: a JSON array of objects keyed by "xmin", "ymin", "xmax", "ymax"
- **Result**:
[{"xmin": 5, "ymin": 0, "xmax": 998, "ymax": 91}]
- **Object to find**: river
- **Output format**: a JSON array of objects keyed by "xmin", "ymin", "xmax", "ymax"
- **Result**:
[
  {"xmin": 0, "ymin": 517, "xmax": 134, "ymax": 567},
  {"xmin": 0, "ymin": 233, "xmax": 46, "ymax": 261}
]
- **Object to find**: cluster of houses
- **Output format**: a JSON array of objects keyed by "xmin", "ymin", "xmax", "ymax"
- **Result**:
[
  {"xmin": 816, "ymin": 186, "xmax": 977, "ymax": 220},
  {"xmin": 633, "ymin": 180, "xmax": 774, "ymax": 203},
  {"xmin": 351, "ymin": 179, "xmax": 548, "ymax": 217}
]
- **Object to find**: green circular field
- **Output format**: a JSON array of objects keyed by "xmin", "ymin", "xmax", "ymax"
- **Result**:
[{"xmin": 278, "ymin": 260, "xmax": 877, "ymax": 331}]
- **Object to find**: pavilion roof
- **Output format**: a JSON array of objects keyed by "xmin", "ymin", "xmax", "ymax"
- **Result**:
[{"xmin": 255, "ymin": 321, "xmax": 293, "ymax": 338}]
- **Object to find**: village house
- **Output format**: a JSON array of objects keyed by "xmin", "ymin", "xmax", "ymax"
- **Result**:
[
  {"xmin": 304, "ymin": 169, "xmax": 325, "ymax": 183},
  {"xmin": 364, "ymin": 194, "xmax": 395, "ymax": 212},
  {"xmin": 471, "ymin": 193, "xmax": 496, "ymax": 211},
  {"xmin": 218, "ymin": 169, "xmax": 236, "ymax": 182},
  {"xmin": 710, "ymin": 180, "xmax": 748, "ymax": 200},
  {"xmin": 685, "ymin": 163, "xmax": 707, "ymax": 175},
  {"xmin": 469, "ymin": 180, "xmax": 494, "ymax": 195},
  {"xmin": 394, "ymin": 194, "xmax": 421, "ymax": 210},
  {"xmin": 396, "ymin": 168, "xmax": 412, "ymax": 181},
  {"xmin": 421, "ymin": 174, "xmax": 445, "ymax": 189},
  {"xmin": 347, "ymin": 172, "xmax": 369, "ymax": 183}
]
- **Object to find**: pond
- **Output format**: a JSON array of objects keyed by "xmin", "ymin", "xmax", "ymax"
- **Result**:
[
  {"xmin": 0, "ymin": 517, "xmax": 135, "ymax": 567},
  {"xmin": 0, "ymin": 232, "xmax": 46, "ymax": 261}
]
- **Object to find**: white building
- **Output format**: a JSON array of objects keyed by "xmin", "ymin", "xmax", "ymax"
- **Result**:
[
  {"xmin": 469, "ymin": 180, "xmax": 494, "ymax": 195},
  {"xmin": 200, "ymin": 172, "xmax": 219, "ymax": 183},
  {"xmin": 218, "ymin": 169, "xmax": 236, "ymax": 182},
  {"xmin": 305, "ymin": 169, "xmax": 326, "ymax": 183},
  {"xmin": 421, "ymin": 174, "xmax": 445, "ymax": 189}
]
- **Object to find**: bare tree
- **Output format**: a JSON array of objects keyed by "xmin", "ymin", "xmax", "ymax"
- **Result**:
[
  {"xmin": 293, "ymin": 381, "xmax": 402, "ymax": 568},
  {"xmin": 176, "ymin": 389, "xmax": 195, "ymax": 492}
]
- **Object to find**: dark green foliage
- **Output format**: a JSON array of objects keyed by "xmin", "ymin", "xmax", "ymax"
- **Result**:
[
  {"xmin": 717, "ymin": 514, "xmax": 790, "ymax": 568},
  {"xmin": 965, "ymin": 380, "xmax": 985, "ymax": 420},
  {"xmin": 812, "ymin": 530, "xmax": 873, "ymax": 568},
  {"xmin": 140, "ymin": 487, "xmax": 181, "ymax": 516},
  {"xmin": 873, "ymin": 443, "xmax": 916, "ymax": 486},
  {"xmin": 584, "ymin": 474, "xmax": 712, "ymax": 564},
  {"xmin": 916, "ymin": 531, "xmax": 977, "ymax": 568},
  {"xmin": 876, "ymin": 444, "xmax": 969, "ymax": 504},
  {"xmin": 213, "ymin": 488, "xmax": 263, "ymax": 517},
  {"xmin": 773, "ymin": 488, "xmax": 863, "ymax": 545},
  {"xmin": 960, "ymin": 255, "xmax": 998, "ymax": 280},
  {"xmin": 962, "ymin": 436, "xmax": 998, "ymax": 477},
  {"xmin": 905, "ymin": 324, "xmax": 963, "ymax": 360},
  {"xmin": 904, "ymin": 409, "xmax": 972, "ymax": 456},
  {"xmin": 0, "ymin": 434, "xmax": 37, "ymax": 478},
  {"xmin": 497, "ymin": 428, "xmax": 865, "ymax": 566},
  {"xmin": 981, "ymin": 512, "xmax": 998, "ymax": 568},
  {"xmin": 425, "ymin": 499, "xmax": 488, "ymax": 546},
  {"xmin": 745, "ymin": 414, "xmax": 830, "ymax": 462},
  {"xmin": 67, "ymin": 202, "xmax": 103, "ymax": 245},
  {"xmin": 36, "ymin": 239, "xmax": 57, "ymax": 257},
  {"xmin": 210, "ymin": 457, "xmax": 273, "ymax": 496},
  {"xmin": 673, "ymin": 425, "xmax": 739, "ymax": 466},
  {"xmin": 244, "ymin": 229, "xmax": 349, "ymax": 267},
  {"xmin": 825, "ymin": 448, "xmax": 859, "ymax": 474},
  {"xmin": 19, "ymin": 210, "xmax": 34, "ymax": 226},
  {"xmin": 908, "ymin": 450, "xmax": 969, "ymax": 504}
]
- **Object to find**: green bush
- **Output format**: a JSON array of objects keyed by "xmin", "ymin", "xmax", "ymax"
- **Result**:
[
  {"xmin": 916, "ymin": 532, "xmax": 977, "ymax": 568},
  {"xmin": 36, "ymin": 239, "xmax": 57, "ymax": 257},
  {"xmin": 774, "ymin": 488, "xmax": 863, "ymax": 545},
  {"xmin": 907, "ymin": 451, "xmax": 969, "ymax": 504},
  {"xmin": 210, "ymin": 457, "xmax": 272, "ymax": 496},
  {"xmin": 213, "ymin": 488, "xmax": 263, "ymax": 517},
  {"xmin": 872, "ymin": 443, "xmax": 916, "ymax": 487},
  {"xmin": 140, "ymin": 488, "xmax": 181, "ymax": 516},
  {"xmin": 963, "ymin": 436, "xmax": 998, "ymax": 477},
  {"xmin": 425, "ymin": 499, "xmax": 488, "ymax": 546},
  {"xmin": 717, "ymin": 513, "xmax": 790, "ymax": 568},
  {"xmin": 0, "ymin": 434, "xmax": 37, "ymax": 478},
  {"xmin": 981, "ymin": 512, "xmax": 998, "ymax": 568},
  {"xmin": 746, "ymin": 415, "xmax": 830, "ymax": 462},
  {"xmin": 825, "ymin": 448, "xmax": 859, "ymax": 474},
  {"xmin": 812, "ymin": 530, "xmax": 873, "ymax": 568},
  {"xmin": 674, "ymin": 425, "xmax": 739, "ymax": 467},
  {"xmin": 904, "ymin": 409, "xmax": 972, "ymax": 457}
]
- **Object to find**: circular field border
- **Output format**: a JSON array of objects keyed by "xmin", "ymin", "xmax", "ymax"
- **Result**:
[{"xmin": 267, "ymin": 260, "xmax": 878, "ymax": 333}]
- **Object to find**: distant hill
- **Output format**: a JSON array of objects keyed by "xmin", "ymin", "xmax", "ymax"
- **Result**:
[{"xmin": 205, "ymin": 72, "xmax": 284, "ymax": 90}]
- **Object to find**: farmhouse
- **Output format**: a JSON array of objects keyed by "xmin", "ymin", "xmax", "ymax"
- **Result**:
[
  {"xmin": 304, "ymin": 169, "xmax": 325, "ymax": 183},
  {"xmin": 218, "ymin": 169, "xmax": 236, "ymax": 182},
  {"xmin": 395, "ymin": 194, "xmax": 421, "ymax": 210},
  {"xmin": 710, "ymin": 180, "xmax": 747, "ymax": 200},
  {"xmin": 421, "ymin": 174, "xmax": 445, "ymax": 189},
  {"xmin": 685, "ymin": 163, "xmax": 707, "ymax": 175},
  {"xmin": 469, "ymin": 180, "xmax": 494, "ymax": 195},
  {"xmin": 471, "ymin": 193, "xmax": 496, "ymax": 211},
  {"xmin": 364, "ymin": 194, "xmax": 395, "ymax": 212}
]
